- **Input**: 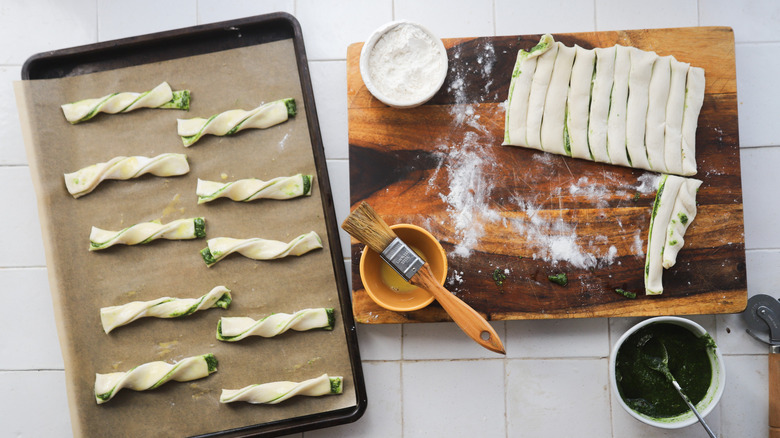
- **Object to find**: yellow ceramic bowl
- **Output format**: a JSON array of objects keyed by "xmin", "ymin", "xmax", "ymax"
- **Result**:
[{"xmin": 359, "ymin": 224, "xmax": 447, "ymax": 312}]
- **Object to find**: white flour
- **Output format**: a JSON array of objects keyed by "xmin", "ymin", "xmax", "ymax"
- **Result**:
[
  {"xmin": 368, "ymin": 23, "xmax": 444, "ymax": 102},
  {"xmin": 428, "ymin": 40, "xmax": 651, "ymax": 269}
]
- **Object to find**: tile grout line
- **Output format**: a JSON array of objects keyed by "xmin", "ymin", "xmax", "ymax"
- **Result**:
[
  {"xmin": 399, "ymin": 323, "xmax": 405, "ymax": 438},
  {"xmin": 607, "ymin": 317, "xmax": 614, "ymax": 437}
]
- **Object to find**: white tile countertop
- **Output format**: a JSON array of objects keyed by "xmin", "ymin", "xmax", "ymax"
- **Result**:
[{"xmin": 1, "ymin": 0, "xmax": 778, "ymax": 437}]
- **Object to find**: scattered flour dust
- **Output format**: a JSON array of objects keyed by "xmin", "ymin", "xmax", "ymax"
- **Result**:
[{"xmin": 430, "ymin": 40, "xmax": 653, "ymax": 269}]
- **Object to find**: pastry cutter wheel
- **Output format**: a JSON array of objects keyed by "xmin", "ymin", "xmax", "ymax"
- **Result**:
[{"xmin": 744, "ymin": 294, "xmax": 780, "ymax": 438}]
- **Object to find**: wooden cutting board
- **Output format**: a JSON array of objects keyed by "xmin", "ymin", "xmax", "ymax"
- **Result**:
[{"xmin": 347, "ymin": 26, "xmax": 746, "ymax": 323}]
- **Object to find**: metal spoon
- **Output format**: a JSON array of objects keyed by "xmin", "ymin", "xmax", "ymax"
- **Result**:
[{"xmin": 644, "ymin": 338, "xmax": 717, "ymax": 438}]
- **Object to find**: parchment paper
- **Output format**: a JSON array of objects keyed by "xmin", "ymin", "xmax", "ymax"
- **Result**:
[{"xmin": 15, "ymin": 39, "xmax": 356, "ymax": 437}]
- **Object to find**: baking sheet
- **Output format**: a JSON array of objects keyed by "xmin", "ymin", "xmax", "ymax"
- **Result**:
[{"xmin": 17, "ymin": 34, "xmax": 359, "ymax": 437}]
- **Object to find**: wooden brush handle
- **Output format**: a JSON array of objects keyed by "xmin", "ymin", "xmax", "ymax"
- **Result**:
[
  {"xmin": 411, "ymin": 264, "xmax": 505, "ymax": 354},
  {"xmin": 771, "ymin": 351, "xmax": 780, "ymax": 438}
]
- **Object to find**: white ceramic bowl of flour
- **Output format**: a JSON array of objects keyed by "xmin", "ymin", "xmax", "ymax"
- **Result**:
[{"xmin": 360, "ymin": 21, "xmax": 448, "ymax": 108}]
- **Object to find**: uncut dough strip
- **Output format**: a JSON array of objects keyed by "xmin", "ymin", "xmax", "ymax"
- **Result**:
[
  {"xmin": 220, "ymin": 374, "xmax": 343, "ymax": 404},
  {"xmin": 196, "ymin": 174, "xmax": 313, "ymax": 204},
  {"xmin": 100, "ymin": 286, "xmax": 231, "ymax": 334},
  {"xmin": 663, "ymin": 178, "xmax": 702, "ymax": 268},
  {"xmin": 90, "ymin": 217, "xmax": 205, "ymax": 251},
  {"xmin": 645, "ymin": 175, "xmax": 685, "ymax": 295},
  {"xmin": 94, "ymin": 354, "xmax": 217, "ymax": 404},
  {"xmin": 177, "ymin": 98, "xmax": 295, "ymax": 146},
  {"xmin": 567, "ymin": 45, "xmax": 596, "ymax": 160},
  {"xmin": 540, "ymin": 42, "xmax": 576, "ymax": 155},
  {"xmin": 216, "ymin": 308, "xmax": 335, "ymax": 341},
  {"xmin": 64, "ymin": 153, "xmax": 189, "ymax": 198},
  {"xmin": 663, "ymin": 59, "xmax": 690, "ymax": 175},
  {"xmin": 525, "ymin": 40, "xmax": 559, "ymax": 150},
  {"xmin": 503, "ymin": 34, "xmax": 554, "ymax": 146},
  {"xmin": 588, "ymin": 46, "xmax": 616, "ymax": 163},
  {"xmin": 625, "ymin": 47, "xmax": 657, "ymax": 170},
  {"xmin": 646, "ymin": 56, "xmax": 672, "ymax": 172},
  {"xmin": 682, "ymin": 67, "xmax": 705, "ymax": 175},
  {"xmin": 607, "ymin": 45, "xmax": 632, "ymax": 167},
  {"xmin": 61, "ymin": 82, "xmax": 190, "ymax": 124},
  {"xmin": 200, "ymin": 231, "xmax": 322, "ymax": 267}
]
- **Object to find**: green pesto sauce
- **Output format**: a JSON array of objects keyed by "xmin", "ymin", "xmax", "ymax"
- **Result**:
[
  {"xmin": 492, "ymin": 268, "xmax": 507, "ymax": 288},
  {"xmin": 615, "ymin": 323, "xmax": 714, "ymax": 418},
  {"xmin": 548, "ymin": 272, "xmax": 568, "ymax": 286}
]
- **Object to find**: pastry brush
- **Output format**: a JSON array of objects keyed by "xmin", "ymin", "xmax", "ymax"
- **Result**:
[{"xmin": 342, "ymin": 201, "xmax": 505, "ymax": 354}]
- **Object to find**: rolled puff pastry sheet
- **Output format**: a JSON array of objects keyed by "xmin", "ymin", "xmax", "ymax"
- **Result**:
[
  {"xmin": 588, "ymin": 46, "xmax": 617, "ymax": 164},
  {"xmin": 567, "ymin": 45, "xmax": 596, "ymax": 160}
]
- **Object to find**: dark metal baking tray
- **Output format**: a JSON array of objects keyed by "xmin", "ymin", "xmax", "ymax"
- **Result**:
[{"xmin": 22, "ymin": 12, "xmax": 366, "ymax": 438}]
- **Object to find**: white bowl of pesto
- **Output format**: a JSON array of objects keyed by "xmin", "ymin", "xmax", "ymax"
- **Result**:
[
  {"xmin": 609, "ymin": 316, "xmax": 725, "ymax": 429},
  {"xmin": 359, "ymin": 20, "xmax": 448, "ymax": 108}
]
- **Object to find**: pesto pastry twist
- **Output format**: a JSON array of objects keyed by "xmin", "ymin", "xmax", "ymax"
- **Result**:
[
  {"xmin": 177, "ymin": 98, "xmax": 296, "ymax": 146},
  {"xmin": 200, "ymin": 231, "xmax": 322, "ymax": 267},
  {"xmin": 61, "ymin": 82, "xmax": 190, "ymax": 124},
  {"xmin": 100, "ymin": 286, "xmax": 231, "ymax": 333},
  {"xmin": 64, "ymin": 153, "xmax": 189, "ymax": 198},
  {"xmin": 220, "ymin": 374, "xmax": 343, "ymax": 405},
  {"xmin": 196, "ymin": 174, "xmax": 313, "ymax": 204},
  {"xmin": 216, "ymin": 307, "xmax": 335, "ymax": 342},
  {"xmin": 94, "ymin": 353, "xmax": 217, "ymax": 404},
  {"xmin": 90, "ymin": 217, "xmax": 205, "ymax": 251}
]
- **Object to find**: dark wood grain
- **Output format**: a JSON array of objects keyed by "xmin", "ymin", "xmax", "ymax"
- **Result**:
[{"xmin": 347, "ymin": 27, "xmax": 746, "ymax": 323}]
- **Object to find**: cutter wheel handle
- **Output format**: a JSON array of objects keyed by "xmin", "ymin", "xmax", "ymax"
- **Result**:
[{"xmin": 744, "ymin": 294, "xmax": 780, "ymax": 437}]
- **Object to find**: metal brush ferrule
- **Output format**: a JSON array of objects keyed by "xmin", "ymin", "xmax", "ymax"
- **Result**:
[{"xmin": 380, "ymin": 237, "xmax": 424, "ymax": 282}]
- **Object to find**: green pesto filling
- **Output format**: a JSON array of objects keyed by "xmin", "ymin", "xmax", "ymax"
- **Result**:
[
  {"xmin": 678, "ymin": 212, "xmax": 689, "ymax": 225},
  {"xmin": 193, "ymin": 217, "xmax": 206, "ymax": 238},
  {"xmin": 492, "ymin": 268, "xmax": 507, "ymax": 288},
  {"xmin": 325, "ymin": 308, "xmax": 336, "ymax": 330},
  {"xmin": 159, "ymin": 90, "xmax": 190, "ymax": 110},
  {"xmin": 548, "ymin": 273, "xmax": 568, "ymax": 286},
  {"xmin": 330, "ymin": 377, "xmax": 343, "ymax": 394},
  {"xmin": 284, "ymin": 98, "xmax": 297, "ymax": 117},
  {"xmin": 204, "ymin": 354, "xmax": 218, "ymax": 373},
  {"xmin": 302, "ymin": 174, "xmax": 313, "ymax": 196},
  {"xmin": 615, "ymin": 288, "xmax": 637, "ymax": 299},
  {"xmin": 215, "ymin": 292, "xmax": 232, "ymax": 309},
  {"xmin": 200, "ymin": 247, "xmax": 218, "ymax": 266},
  {"xmin": 563, "ymin": 104, "xmax": 572, "ymax": 156}
]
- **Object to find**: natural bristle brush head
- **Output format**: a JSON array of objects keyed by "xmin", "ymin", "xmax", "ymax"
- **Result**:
[{"xmin": 341, "ymin": 201, "xmax": 398, "ymax": 253}]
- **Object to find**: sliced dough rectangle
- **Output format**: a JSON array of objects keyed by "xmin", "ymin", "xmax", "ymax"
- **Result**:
[
  {"xmin": 541, "ymin": 42, "xmax": 576, "ymax": 155},
  {"xmin": 503, "ymin": 35, "xmax": 555, "ymax": 147},
  {"xmin": 644, "ymin": 174, "xmax": 685, "ymax": 295},
  {"xmin": 662, "ymin": 178, "xmax": 703, "ymax": 268},
  {"xmin": 607, "ymin": 45, "xmax": 632, "ymax": 167},
  {"xmin": 588, "ymin": 46, "xmax": 616, "ymax": 163},
  {"xmin": 682, "ymin": 67, "xmax": 705, "ymax": 175},
  {"xmin": 525, "ymin": 41, "xmax": 559, "ymax": 150},
  {"xmin": 625, "ymin": 47, "xmax": 657, "ymax": 170},
  {"xmin": 567, "ymin": 45, "xmax": 596, "ymax": 160},
  {"xmin": 646, "ymin": 55, "xmax": 672, "ymax": 173},
  {"xmin": 663, "ymin": 58, "xmax": 690, "ymax": 175}
]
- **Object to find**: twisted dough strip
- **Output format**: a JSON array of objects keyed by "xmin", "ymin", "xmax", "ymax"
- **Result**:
[
  {"xmin": 61, "ymin": 82, "xmax": 190, "ymax": 124},
  {"xmin": 196, "ymin": 174, "xmax": 313, "ymax": 204},
  {"xmin": 220, "ymin": 374, "xmax": 343, "ymax": 405},
  {"xmin": 90, "ymin": 217, "xmax": 205, "ymax": 251},
  {"xmin": 200, "ymin": 231, "xmax": 322, "ymax": 267},
  {"xmin": 177, "ymin": 98, "xmax": 296, "ymax": 146},
  {"xmin": 94, "ymin": 353, "xmax": 217, "ymax": 404},
  {"xmin": 217, "ymin": 307, "xmax": 334, "ymax": 342},
  {"xmin": 64, "ymin": 153, "xmax": 189, "ymax": 198},
  {"xmin": 100, "ymin": 286, "xmax": 231, "ymax": 333}
]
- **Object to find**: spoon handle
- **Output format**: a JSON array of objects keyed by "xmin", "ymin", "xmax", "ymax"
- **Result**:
[{"xmin": 671, "ymin": 380, "xmax": 717, "ymax": 438}]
